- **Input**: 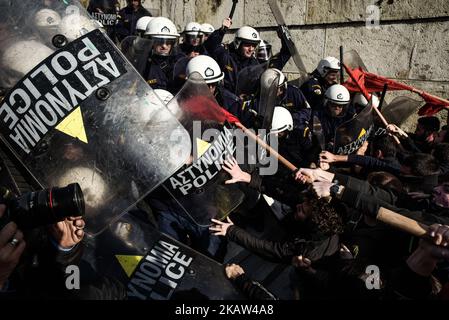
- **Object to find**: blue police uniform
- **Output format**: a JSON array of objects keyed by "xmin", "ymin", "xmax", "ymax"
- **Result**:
[
  {"xmin": 204, "ymin": 29, "xmax": 260, "ymax": 93},
  {"xmin": 215, "ymin": 85, "xmax": 242, "ymax": 118},
  {"xmin": 316, "ymin": 106, "xmax": 355, "ymax": 151},
  {"xmin": 143, "ymin": 51, "xmax": 185, "ymax": 93},
  {"xmin": 300, "ymin": 70, "xmax": 331, "ymax": 111}
]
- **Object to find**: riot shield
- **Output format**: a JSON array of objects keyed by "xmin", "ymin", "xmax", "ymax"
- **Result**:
[
  {"xmin": 343, "ymin": 49, "xmax": 368, "ymax": 72},
  {"xmin": 87, "ymin": 0, "xmax": 118, "ymax": 29},
  {"xmin": 334, "ymin": 104, "xmax": 374, "ymax": 155},
  {"xmin": 381, "ymin": 96, "xmax": 422, "ymax": 126},
  {"xmin": 162, "ymin": 73, "xmax": 246, "ymax": 226},
  {"xmin": 83, "ymin": 212, "xmax": 243, "ymax": 300},
  {"xmin": 235, "ymin": 63, "xmax": 267, "ymax": 97},
  {"xmin": 259, "ymin": 69, "xmax": 280, "ymax": 132},
  {"xmin": 312, "ymin": 116, "xmax": 326, "ymax": 151},
  {"xmin": 267, "ymin": 0, "xmax": 309, "ymax": 86},
  {"xmin": 120, "ymin": 36, "xmax": 153, "ymax": 76},
  {"xmin": 0, "ymin": 1, "xmax": 99, "ymax": 90},
  {"xmin": 171, "ymin": 56, "xmax": 190, "ymax": 94},
  {"xmin": 0, "ymin": 0, "xmax": 191, "ymax": 235}
]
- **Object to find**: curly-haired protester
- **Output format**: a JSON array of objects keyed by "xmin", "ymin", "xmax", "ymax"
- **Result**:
[{"xmin": 209, "ymin": 193, "xmax": 343, "ymax": 265}]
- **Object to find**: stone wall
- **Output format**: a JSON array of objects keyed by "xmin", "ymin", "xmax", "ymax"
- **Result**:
[{"xmin": 142, "ymin": 0, "xmax": 449, "ymax": 128}]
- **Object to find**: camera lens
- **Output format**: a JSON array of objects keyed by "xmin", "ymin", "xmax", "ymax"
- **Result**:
[
  {"xmin": 9, "ymin": 183, "xmax": 85, "ymax": 230},
  {"xmin": 49, "ymin": 183, "xmax": 85, "ymax": 220}
]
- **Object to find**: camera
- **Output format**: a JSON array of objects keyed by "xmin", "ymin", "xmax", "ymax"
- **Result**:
[{"xmin": 0, "ymin": 183, "xmax": 85, "ymax": 230}]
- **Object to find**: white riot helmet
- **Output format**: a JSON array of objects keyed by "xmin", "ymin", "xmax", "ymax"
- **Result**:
[
  {"xmin": 144, "ymin": 17, "xmax": 180, "ymax": 39},
  {"xmin": 260, "ymin": 68, "xmax": 287, "ymax": 92},
  {"xmin": 2, "ymin": 40, "xmax": 54, "ymax": 76},
  {"xmin": 186, "ymin": 55, "xmax": 224, "ymax": 84},
  {"xmin": 257, "ymin": 40, "xmax": 272, "ymax": 62},
  {"xmin": 34, "ymin": 8, "xmax": 61, "ymax": 38},
  {"xmin": 200, "ymin": 23, "xmax": 215, "ymax": 35},
  {"xmin": 184, "ymin": 22, "xmax": 202, "ymax": 35},
  {"xmin": 234, "ymin": 26, "xmax": 261, "ymax": 49},
  {"xmin": 183, "ymin": 22, "xmax": 203, "ymax": 46},
  {"xmin": 271, "ymin": 106, "xmax": 293, "ymax": 134},
  {"xmin": 325, "ymin": 84, "xmax": 351, "ymax": 117},
  {"xmin": 353, "ymin": 92, "xmax": 380, "ymax": 108},
  {"xmin": 144, "ymin": 17, "xmax": 180, "ymax": 56},
  {"xmin": 317, "ymin": 56, "xmax": 341, "ymax": 78},
  {"xmin": 154, "ymin": 89, "xmax": 174, "ymax": 105},
  {"xmin": 325, "ymin": 84, "xmax": 350, "ymax": 105},
  {"xmin": 58, "ymin": 13, "xmax": 98, "ymax": 42},
  {"xmin": 136, "ymin": 16, "xmax": 153, "ymax": 35}
]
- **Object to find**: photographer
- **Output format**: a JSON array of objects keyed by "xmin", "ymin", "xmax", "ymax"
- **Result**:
[
  {"xmin": 0, "ymin": 202, "xmax": 85, "ymax": 298},
  {"xmin": 0, "ymin": 204, "xmax": 25, "ymax": 291}
]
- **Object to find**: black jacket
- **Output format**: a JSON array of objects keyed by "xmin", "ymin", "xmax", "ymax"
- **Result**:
[
  {"xmin": 1, "ymin": 229, "xmax": 84, "ymax": 299},
  {"xmin": 227, "ymin": 224, "xmax": 340, "ymax": 264},
  {"xmin": 334, "ymin": 172, "xmax": 449, "ymax": 225},
  {"xmin": 231, "ymin": 274, "xmax": 277, "ymax": 300},
  {"xmin": 116, "ymin": 6, "xmax": 151, "ymax": 41}
]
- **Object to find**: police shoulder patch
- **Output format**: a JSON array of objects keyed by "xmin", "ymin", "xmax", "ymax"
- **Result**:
[{"xmin": 313, "ymin": 88, "xmax": 322, "ymax": 95}]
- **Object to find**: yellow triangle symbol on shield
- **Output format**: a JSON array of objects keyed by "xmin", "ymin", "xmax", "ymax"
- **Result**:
[
  {"xmin": 56, "ymin": 106, "xmax": 88, "ymax": 143},
  {"xmin": 358, "ymin": 128, "xmax": 367, "ymax": 139},
  {"xmin": 196, "ymin": 138, "xmax": 211, "ymax": 158},
  {"xmin": 115, "ymin": 255, "xmax": 144, "ymax": 278}
]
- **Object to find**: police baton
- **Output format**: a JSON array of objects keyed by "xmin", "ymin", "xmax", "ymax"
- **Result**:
[{"xmin": 229, "ymin": 0, "xmax": 238, "ymax": 20}]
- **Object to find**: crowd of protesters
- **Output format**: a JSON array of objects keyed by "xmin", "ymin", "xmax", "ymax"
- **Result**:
[{"xmin": 0, "ymin": 0, "xmax": 448, "ymax": 300}]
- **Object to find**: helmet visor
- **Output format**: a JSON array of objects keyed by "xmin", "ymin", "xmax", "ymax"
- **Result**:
[
  {"xmin": 185, "ymin": 33, "xmax": 203, "ymax": 46},
  {"xmin": 257, "ymin": 46, "xmax": 272, "ymax": 61},
  {"xmin": 240, "ymin": 39, "xmax": 260, "ymax": 47},
  {"xmin": 151, "ymin": 37, "xmax": 177, "ymax": 45},
  {"xmin": 152, "ymin": 38, "xmax": 177, "ymax": 56}
]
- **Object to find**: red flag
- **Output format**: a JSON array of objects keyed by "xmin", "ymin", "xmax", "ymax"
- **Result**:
[
  {"xmin": 343, "ymin": 67, "xmax": 449, "ymax": 116},
  {"xmin": 180, "ymin": 95, "xmax": 240, "ymax": 124},
  {"xmin": 417, "ymin": 92, "xmax": 448, "ymax": 116}
]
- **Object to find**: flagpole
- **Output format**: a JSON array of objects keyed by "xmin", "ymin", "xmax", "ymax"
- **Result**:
[
  {"xmin": 343, "ymin": 63, "xmax": 401, "ymax": 145},
  {"xmin": 377, "ymin": 207, "xmax": 429, "ymax": 237}
]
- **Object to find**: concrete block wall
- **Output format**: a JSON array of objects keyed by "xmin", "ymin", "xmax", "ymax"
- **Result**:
[{"xmin": 143, "ymin": 0, "xmax": 449, "ymax": 128}]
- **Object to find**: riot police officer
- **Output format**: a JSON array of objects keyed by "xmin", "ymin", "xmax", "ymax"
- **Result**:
[
  {"xmin": 134, "ymin": 15, "xmax": 153, "ymax": 37},
  {"xmin": 316, "ymin": 84, "xmax": 355, "ymax": 150},
  {"xmin": 300, "ymin": 56, "xmax": 340, "ymax": 111},
  {"xmin": 179, "ymin": 22, "xmax": 208, "ymax": 57},
  {"xmin": 142, "ymin": 17, "xmax": 185, "ymax": 92},
  {"xmin": 200, "ymin": 23, "xmax": 215, "ymax": 43},
  {"xmin": 185, "ymin": 55, "xmax": 241, "ymax": 118},
  {"xmin": 207, "ymin": 24, "xmax": 261, "ymax": 93}
]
